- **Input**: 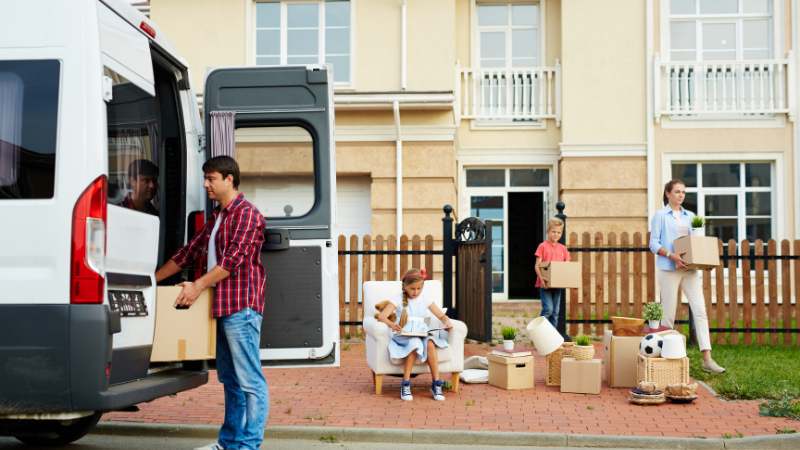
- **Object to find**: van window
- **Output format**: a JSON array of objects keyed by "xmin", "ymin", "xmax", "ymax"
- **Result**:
[
  {"xmin": 0, "ymin": 60, "xmax": 60, "ymax": 200},
  {"xmin": 105, "ymin": 67, "xmax": 160, "ymax": 215},
  {"xmin": 235, "ymin": 126, "xmax": 316, "ymax": 218}
]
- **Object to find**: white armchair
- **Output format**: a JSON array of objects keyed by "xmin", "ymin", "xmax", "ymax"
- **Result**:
[{"xmin": 362, "ymin": 280, "xmax": 467, "ymax": 395}]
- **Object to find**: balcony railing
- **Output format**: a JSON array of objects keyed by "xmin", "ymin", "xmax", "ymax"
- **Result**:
[
  {"xmin": 456, "ymin": 62, "xmax": 561, "ymax": 126},
  {"xmin": 654, "ymin": 53, "xmax": 795, "ymax": 122}
]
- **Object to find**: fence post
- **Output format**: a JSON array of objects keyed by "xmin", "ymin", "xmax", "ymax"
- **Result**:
[
  {"xmin": 442, "ymin": 205, "xmax": 455, "ymax": 319},
  {"xmin": 555, "ymin": 201, "xmax": 569, "ymax": 340}
]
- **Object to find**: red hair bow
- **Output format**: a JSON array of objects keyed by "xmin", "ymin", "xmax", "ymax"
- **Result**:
[{"xmin": 403, "ymin": 269, "xmax": 427, "ymax": 281}]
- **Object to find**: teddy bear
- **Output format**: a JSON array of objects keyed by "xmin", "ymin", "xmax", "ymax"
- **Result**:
[{"xmin": 373, "ymin": 300, "xmax": 396, "ymax": 323}]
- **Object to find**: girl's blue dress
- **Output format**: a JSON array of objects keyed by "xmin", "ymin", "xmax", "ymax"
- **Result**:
[{"xmin": 387, "ymin": 291, "xmax": 449, "ymax": 362}]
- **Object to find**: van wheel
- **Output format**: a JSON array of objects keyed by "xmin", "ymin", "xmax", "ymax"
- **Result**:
[{"xmin": 15, "ymin": 412, "xmax": 103, "ymax": 447}]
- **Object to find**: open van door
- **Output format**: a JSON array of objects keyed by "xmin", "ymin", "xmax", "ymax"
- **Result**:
[{"xmin": 203, "ymin": 64, "xmax": 338, "ymax": 367}]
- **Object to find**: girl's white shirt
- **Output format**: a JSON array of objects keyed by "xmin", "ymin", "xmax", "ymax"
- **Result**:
[{"xmin": 389, "ymin": 291, "xmax": 433, "ymax": 310}]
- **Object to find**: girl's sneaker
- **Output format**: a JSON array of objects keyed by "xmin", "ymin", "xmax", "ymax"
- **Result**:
[
  {"xmin": 430, "ymin": 380, "xmax": 445, "ymax": 401},
  {"xmin": 400, "ymin": 381, "xmax": 413, "ymax": 401}
]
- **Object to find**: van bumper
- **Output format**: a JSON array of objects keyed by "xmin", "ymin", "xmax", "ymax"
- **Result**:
[{"xmin": 0, "ymin": 305, "xmax": 207, "ymax": 414}]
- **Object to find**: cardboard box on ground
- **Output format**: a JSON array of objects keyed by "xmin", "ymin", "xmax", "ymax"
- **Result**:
[
  {"xmin": 487, "ymin": 353, "xmax": 534, "ymax": 390},
  {"xmin": 603, "ymin": 329, "xmax": 685, "ymax": 388},
  {"xmin": 561, "ymin": 358, "xmax": 602, "ymax": 394},
  {"xmin": 673, "ymin": 236, "xmax": 720, "ymax": 270},
  {"xmin": 151, "ymin": 287, "xmax": 216, "ymax": 362},
  {"xmin": 540, "ymin": 262, "xmax": 581, "ymax": 289}
]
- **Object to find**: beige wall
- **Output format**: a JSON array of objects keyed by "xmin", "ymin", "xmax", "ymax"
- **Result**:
[
  {"xmin": 560, "ymin": 0, "xmax": 646, "ymax": 144},
  {"xmin": 152, "ymin": 0, "xmax": 245, "ymax": 92}
]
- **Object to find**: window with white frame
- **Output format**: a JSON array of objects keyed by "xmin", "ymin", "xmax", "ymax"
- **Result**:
[
  {"xmin": 671, "ymin": 162, "xmax": 772, "ymax": 254},
  {"xmin": 255, "ymin": 1, "xmax": 351, "ymax": 84},
  {"xmin": 475, "ymin": 3, "xmax": 541, "ymax": 123},
  {"xmin": 669, "ymin": 0, "xmax": 773, "ymax": 61},
  {"xmin": 477, "ymin": 4, "xmax": 539, "ymax": 68}
]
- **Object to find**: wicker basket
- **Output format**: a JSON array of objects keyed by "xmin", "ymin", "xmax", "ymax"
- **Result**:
[
  {"xmin": 572, "ymin": 345, "xmax": 595, "ymax": 361},
  {"xmin": 545, "ymin": 343, "xmax": 574, "ymax": 386},
  {"xmin": 637, "ymin": 354, "xmax": 690, "ymax": 390}
]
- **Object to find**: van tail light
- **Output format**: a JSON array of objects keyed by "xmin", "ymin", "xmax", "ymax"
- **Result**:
[
  {"xmin": 70, "ymin": 176, "xmax": 108, "ymax": 304},
  {"xmin": 140, "ymin": 22, "xmax": 156, "ymax": 39}
]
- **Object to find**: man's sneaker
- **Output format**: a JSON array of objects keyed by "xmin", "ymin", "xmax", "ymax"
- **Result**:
[
  {"xmin": 702, "ymin": 359, "xmax": 726, "ymax": 374},
  {"xmin": 194, "ymin": 442, "xmax": 226, "ymax": 450},
  {"xmin": 400, "ymin": 381, "xmax": 413, "ymax": 401},
  {"xmin": 430, "ymin": 380, "xmax": 445, "ymax": 401}
]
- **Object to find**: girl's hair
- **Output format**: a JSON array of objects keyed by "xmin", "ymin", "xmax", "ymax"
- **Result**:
[
  {"xmin": 546, "ymin": 217, "xmax": 564, "ymax": 231},
  {"xmin": 663, "ymin": 179, "xmax": 685, "ymax": 206},
  {"xmin": 399, "ymin": 268, "xmax": 425, "ymax": 328}
]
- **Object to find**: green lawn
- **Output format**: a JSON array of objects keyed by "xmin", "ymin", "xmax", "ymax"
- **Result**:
[{"xmin": 687, "ymin": 345, "xmax": 800, "ymax": 400}]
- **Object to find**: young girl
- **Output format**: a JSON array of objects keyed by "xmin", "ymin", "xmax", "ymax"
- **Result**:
[
  {"xmin": 534, "ymin": 218, "xmax": 571, "ymax": 328},
  {"xmin": 377, "ymin": 268, "xmax": 453, "ymax": 402}
]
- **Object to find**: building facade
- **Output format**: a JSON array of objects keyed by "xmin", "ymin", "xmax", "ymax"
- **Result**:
[{"xmin": 150, "ymin": 0, "xmax": 799, "ymax": 301}]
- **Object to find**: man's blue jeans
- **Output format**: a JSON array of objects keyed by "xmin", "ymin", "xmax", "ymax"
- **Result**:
[
  {"xmin": 216, "ymin": 308, "xmax": 268, "ymax": 450},
  {"xmin": 539, "ymin": 288, "xmax": 561, "ymax": 329}
]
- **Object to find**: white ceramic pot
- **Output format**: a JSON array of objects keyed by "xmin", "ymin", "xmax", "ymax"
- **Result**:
[
  {"xmin": 692, "ymin": 227, "xmax": 705, "ymax": 236},
  {"xmin": 526, "ymin": 317, "xmax": 564, "ymax": 356},
  {"xmin": 503, "ymin": 340, "xmax": 515, "ymax": 351},
  {"xmin": 649, "ymin": 320, "xmax": 660, "ymax": 329}
]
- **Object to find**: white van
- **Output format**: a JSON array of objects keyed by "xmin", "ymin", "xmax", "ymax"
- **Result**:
[{"xmin": 0, "ymin": 0, "xmax": 339, "ymax": 445}]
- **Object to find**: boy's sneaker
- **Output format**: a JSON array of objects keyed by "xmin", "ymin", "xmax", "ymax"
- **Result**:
[
  {"xmin": 194, "ymin": 441, "xmax": 226, "ymax": 450},
  {"xmin": 430, "ymin": 380, "xmax": 445, "ymax": 401},
  {"xmin": 400, "ymin": 381, "xmax": 413, "ymax": 401}
]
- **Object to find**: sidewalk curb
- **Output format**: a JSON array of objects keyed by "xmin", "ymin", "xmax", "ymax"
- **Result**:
[{"xmin": 92, "ymin": 422, "xmax": 800, "ymax": 449}]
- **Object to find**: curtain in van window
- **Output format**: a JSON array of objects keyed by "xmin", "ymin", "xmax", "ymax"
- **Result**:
[
  {"xmin": 111, "ymin": 129, "xmax": 146, "ymax": 195},
  {"xmin": 210, "ymin": 110, "xmax": 236, "ymax": 159},
  {"xmin": 0, "ymin": 72, "xmax": 24, "ymax": 187},
  {"xmin": 146, "ymin": 119, "xmax": 159, "ymax": 168}
]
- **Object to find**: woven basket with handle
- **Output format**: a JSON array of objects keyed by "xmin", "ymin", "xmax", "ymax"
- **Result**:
[
  {"xmin": 636, "ymin": 354, "xmax": 690, "ymax": 390},
  {"xmin": 545, "ymin": 343, "xmax": 574, "ymax": 386},
  {"xmin": 572, "ymin": 344, "xmax": 595, "ymax": 361}
]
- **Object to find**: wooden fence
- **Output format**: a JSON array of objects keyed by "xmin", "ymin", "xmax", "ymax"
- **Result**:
[
  {"xmin": 567, "ymin": 231, "xmax": 800, "ymax": 345},
  {"xmin": 337, "ymin": 234, "xmax": 437, "ymax": 338}
]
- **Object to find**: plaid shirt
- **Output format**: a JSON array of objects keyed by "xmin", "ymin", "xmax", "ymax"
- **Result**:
[
  {"xmin": 172, "ymin": 193, "xmax": 266, "ymax": 318},
  {"xmin": 118, "ymin": 193, "xmax": 158, "ymax": 216}
]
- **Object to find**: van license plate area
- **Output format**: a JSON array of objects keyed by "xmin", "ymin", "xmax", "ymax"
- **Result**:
[{"xmin": 108, "ymin": 290, "xmax": 149, "ymax": 317}]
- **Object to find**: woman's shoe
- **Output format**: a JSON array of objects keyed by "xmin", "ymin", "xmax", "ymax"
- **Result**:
[
  {"xmin": 702, "ymin": 359, "xmax": 726, "ymax": 373},
  {"xmin": 400, "ymin": 381, "xmax": 413, "ymax": 401}
]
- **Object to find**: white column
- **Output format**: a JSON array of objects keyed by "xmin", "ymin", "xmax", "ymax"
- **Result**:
[{"xmin": 394, "ymin": 101, "xmax": 403, "ymax": 279}]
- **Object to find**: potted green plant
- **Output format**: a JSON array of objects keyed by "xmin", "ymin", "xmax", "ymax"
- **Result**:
[
  {"xmin": 572, "ymin": 334, "xmax": 594, "ymax": 360},
  {"xmin": 643, "ymin": 302, "xmax": 664, "ymax": 330},
  {"xmin": 501, "ymin": 326, "xmax": 517, "ymax": 351},
  {"xmin": 690, "ymin": 216, "xmax": 706, "ymax": 236}
]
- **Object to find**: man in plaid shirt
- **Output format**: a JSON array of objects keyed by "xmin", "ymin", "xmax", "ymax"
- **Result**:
[{"xmin": 155, "ymin": 156, "xmax": 267, "ymax": 450}]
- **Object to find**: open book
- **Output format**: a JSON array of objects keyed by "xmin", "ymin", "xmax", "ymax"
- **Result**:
[{"xmin": 393, "ymin": 327, "xmax": 449, "ymax": 337}]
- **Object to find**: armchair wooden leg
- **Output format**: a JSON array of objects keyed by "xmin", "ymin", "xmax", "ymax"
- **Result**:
[
  {"xmin": 451, "ymin": 373, "xmax": 460, "ymax": 393},
  {"xmin": 375, "ymin": 375, "xmax": 383, "ymax": 395},
  {"xmin": 370, "ymin": 369, "xmax": 375, "ymax": 385}
]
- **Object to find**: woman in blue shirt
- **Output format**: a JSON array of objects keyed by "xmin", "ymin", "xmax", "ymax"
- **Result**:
[{"xmin": 650, "ymin": 180, "xmax": 725, "ymax": 374}]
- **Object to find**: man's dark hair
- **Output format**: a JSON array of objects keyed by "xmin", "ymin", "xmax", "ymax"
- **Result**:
[
  {"xmin": 128, "ymin": 159, "xmax": 159, "ymax": 180},
  {"xmin": 203, "ymin": 155, "xmax": 240, "ymax": 188}
]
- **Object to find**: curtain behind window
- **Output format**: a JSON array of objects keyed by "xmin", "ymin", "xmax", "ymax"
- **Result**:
[
  {"xmin": 0, "ymin": 72, "xmax": 24, "ymax": 187},
  {"xmin": 210, "ymin": 110, "xmax": 236, "ymax": 158}
]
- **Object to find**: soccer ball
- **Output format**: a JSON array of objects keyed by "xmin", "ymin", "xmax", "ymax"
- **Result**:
[{"xmin": 639, "ymin": 334, "xmax": 664, "ymax": 357}]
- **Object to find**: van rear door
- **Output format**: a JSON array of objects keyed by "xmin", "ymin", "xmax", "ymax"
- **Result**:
[{"xmin": 203, "ymin": 65, "xmax": 338, "ymax": 366}]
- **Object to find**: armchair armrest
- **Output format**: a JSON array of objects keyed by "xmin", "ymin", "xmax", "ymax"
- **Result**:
[
  {"xmin": 363, "ymin": 316, "xmax": 378, "ymax": 339},
  {"xmin": 447, "ymin": 319, "xmax": 468, "ymax": 345}
]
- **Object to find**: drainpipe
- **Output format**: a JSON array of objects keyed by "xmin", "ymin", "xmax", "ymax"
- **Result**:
[
  {"xmin": 793, "ymin": 0, "xmax": 799, "ymax": 238},
  {"xmin": 401, "ymin": 0, "xmax": 407, "ymax": 90},
  {"xmin": 394, "ymin": 100, "xmax": 402, "ymax": 278},
  {"xmin": 646, "ymin": 0, "xmax": 655, "ymax": 227}
]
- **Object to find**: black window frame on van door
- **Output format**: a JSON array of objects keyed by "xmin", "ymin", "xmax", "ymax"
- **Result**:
[{"xmin": 203, "ymin": 66, "xmax": 335, "ymax": 240}]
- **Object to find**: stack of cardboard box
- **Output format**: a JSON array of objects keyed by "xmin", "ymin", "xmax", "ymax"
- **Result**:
[
  {"xmin": 603, "ymin": 329, "xmax": 686, "ymax": 388},
  {"xmin": 487, "ymin": 351, "xmax": 534, "ymax": 390}
]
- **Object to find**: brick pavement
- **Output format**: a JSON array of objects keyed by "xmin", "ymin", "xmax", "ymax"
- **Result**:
[{"xmin": 105, "ymin": 342, "xmax": 798, "ymax": 438}]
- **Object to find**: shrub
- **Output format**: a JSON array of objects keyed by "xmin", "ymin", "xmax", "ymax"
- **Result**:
[
  {"xmin": 643, "ymin": 302, "xmax": 664, "ymax": 322},
  {"xmin": 501, "ymin": 326, "xmax": 517, "ymax": 341},
  {"xmin": 691, "ymin": 216, "xmax": 706, "ymax": 228},
  {"xmin": 574, "ymin": 335, "xmax": 591, "ymax": 346}
]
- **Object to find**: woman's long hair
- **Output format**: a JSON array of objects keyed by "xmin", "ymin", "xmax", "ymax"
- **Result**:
[
  {"xmin": 398, "ymin": 268, "xmax": 424, "ymax": 328},
  {"xmin": 663, "ymin": 179, "xmax": 685, "ymax": 206}
]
